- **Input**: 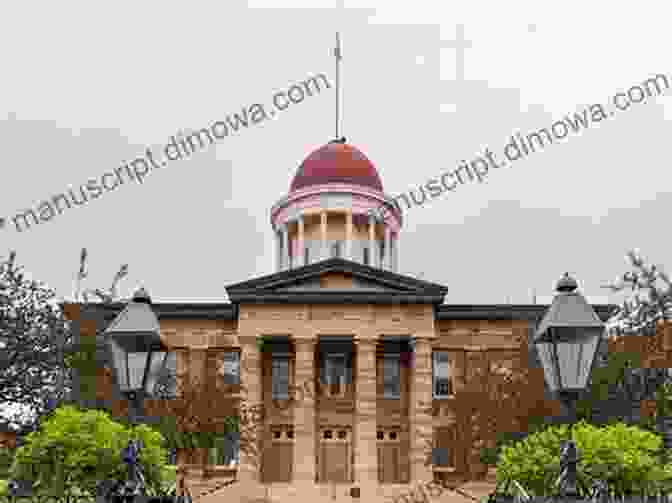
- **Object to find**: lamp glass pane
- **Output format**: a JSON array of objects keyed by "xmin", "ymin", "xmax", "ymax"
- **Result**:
[
  {"xmin": 109, "ymin": 340, "xmax": 130, "ymax": 392},
  {"xmin": 556, "ymin": 337, "xmax": 581, "ymax": 389},
  {"xmin": 128, "ymin": 351, "xmax": 148, "ymax": 391},
  {"xmin": 536, "ymin": 341, "xmax": 559, "ymax": 392},
  {"xmin": 576, "ymin": 333, "xmax": 600, "ymax": 389},
  {"xmin": 145, "ymin": 351, "xmax": 167, "ymax": 395}
]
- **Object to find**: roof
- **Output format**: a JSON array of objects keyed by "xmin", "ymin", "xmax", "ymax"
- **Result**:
[
  {"xmin": 290, "ymin": 140, "xmax": 383, "ymax": 192},
  {"xmin": 225, "ymin": 257, "xmax": 448, "ymax": 304}
]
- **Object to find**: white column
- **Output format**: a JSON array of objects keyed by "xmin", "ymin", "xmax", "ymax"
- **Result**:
[
  {"xmin": 297, "ymin": 215, "xmax": 305, "ymax": 267},
  {"xmin": 345, "ymin": 210, "xmax": 353, "ymax": 261},
  {"xmin": 320, "ymin": 211, "xmax": 328, "ymax": 261},
  {"xmin": 384, "ymin": 225, "xmax": 391, "ymax": 270},
  {"xmin": 392, "ymin": 235, "xmax": 398, "ymax": 272},
  {"xmin": 275, "ymin": 229, "xmax": 282, "ymax": 272},
  {"xmin": 368, "ymin": 214, "xmax": 376, "ymax": 267},
  {"xmin": 281, "ymin": 222, "xmax": 289, "ymax": 270}
]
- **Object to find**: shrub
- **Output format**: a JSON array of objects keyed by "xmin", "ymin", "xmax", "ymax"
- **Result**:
[
  {"xmin": 0, "ymin": 449, "xmax": 14, "ymax": 480},
  {"xmin": 496, "ymin": 420, "xmax": 672, "ymax": 497},
  {"xmin": 9, "ymin": 405, "xmax": 170, "ymax": 498},
  {"xmin": 0, "ymin": 479, "xmax": 7, "ymax": 496}
]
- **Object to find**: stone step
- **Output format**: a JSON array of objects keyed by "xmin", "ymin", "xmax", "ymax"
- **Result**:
[{"xmin": 183, "ymin": 476, "xmax": 237, "ymax": 501}]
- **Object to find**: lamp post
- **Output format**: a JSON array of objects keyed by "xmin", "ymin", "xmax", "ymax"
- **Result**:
[
  {"xmin": 534, "ymin": 273, "xmax": 603, "ymax": 501},
  {"xmin": 104, "ymin": 288, "xmax": 170, "ymax": 502}
]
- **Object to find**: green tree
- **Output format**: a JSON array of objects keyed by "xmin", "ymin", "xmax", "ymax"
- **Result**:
[
  {"xmin": 601, "ymin": 250, "xmax": 672, "ymax": 411},
  {"xmin": 0, "ymin": 251, "xmax": 72, "ymax": 426},
  {"xmin": 9, "ymin": 404, "xmax": 169, "ymax": 498}
]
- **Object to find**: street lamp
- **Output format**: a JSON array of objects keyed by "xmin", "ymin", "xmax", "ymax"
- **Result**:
[
  {"xmin": 104, "ymin": 287, "xmax": 170, "ymax": 501},
  {"xmin": 534, "ymin": 273, "xmax": 604, "ymax": 500}
]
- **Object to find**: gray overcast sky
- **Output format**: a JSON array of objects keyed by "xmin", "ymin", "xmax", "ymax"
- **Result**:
[{"xmin": 1, "ymin": 0, "xmax": 671, "ymax": 307}]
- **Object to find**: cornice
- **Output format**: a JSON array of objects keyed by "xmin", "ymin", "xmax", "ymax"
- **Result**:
[{"xmin": 436, "ymin": 304, "xmax": 617, "ymax": 321}]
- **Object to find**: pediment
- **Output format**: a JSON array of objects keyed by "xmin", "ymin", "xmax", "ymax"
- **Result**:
[
  {"xmin": 225, "ymin": 258, "xmax": 448, "ymax": 304},
  {"xmin": 277, "ymin": 274, "xmax": 392, "ymax": 292}
]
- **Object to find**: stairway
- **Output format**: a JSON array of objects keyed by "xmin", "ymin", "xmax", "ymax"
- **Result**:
[{"xmin": 182, "ymin": 472, "xmax": 237, "ymax": 501}]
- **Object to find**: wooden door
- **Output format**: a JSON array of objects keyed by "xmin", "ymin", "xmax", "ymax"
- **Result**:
[
  {"xmin": 318, "ymin": 427, "xmax": 351, "ymax": 483},
  {"xmin": 262, "ymin": 425, "xmax": 294, "ymax": 483},
  {"xmin": 377, "ymin": 427, "xmax": 405, "ymax": 483}
]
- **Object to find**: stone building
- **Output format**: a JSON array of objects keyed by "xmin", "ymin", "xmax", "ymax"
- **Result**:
[{"xmin": 67, "ymin": 139, "xmax": 623, "ymax": 500}]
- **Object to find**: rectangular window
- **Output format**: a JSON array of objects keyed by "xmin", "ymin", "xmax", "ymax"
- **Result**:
[
  {"xmin": 272, "ymin": 356, "xmax": 290, "ymax": 399},
  {"xmin": 383, "ymin": 354, "xmax": 401, "ymax": 399},
  {"xmin": 363, "ymin": 247, "xmax": 370, "ymax": 265},
  {"xmin": 304, "ymin": 247, "xmax": 309, "ymax": 265},
  {"xmin": 210, "ymin": 433, "xmax": 240, "ymax": 466},
  {"xmin": 219, "ymin": 351, "xmax": 240, "ymax": 385},
  {"xmin": 432, "ymin": 427, "xmax": 456, "ymax": 467},
  {"xmin": 320, "ymin": 353, "xmax": 351, "ymax": 396},
  {"xmin": 321, "ymin": 353, "xmax": 351, "ymax": 384},
  {"xmin": 433, "ymin": 351, "xmax": 453, "ymax": 398}
]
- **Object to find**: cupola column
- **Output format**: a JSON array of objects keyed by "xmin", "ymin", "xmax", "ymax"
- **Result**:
[
  {"xmin": 368, "ymin": 214, "xmax": 376, "ymax": 267},
  {"xmin": 384, "ymin": 225, "xmax": 392, "ymax": 270},
  {"xmin": 320, "ymin": 211, "xmax": 328, "ymax": 261},
  {"xmin": 281, "ymin": 222, "xmax": 289, "ymax": 270},
  {"xmin": 275, "ymin": 228, "xmax": 282, "ymax": 272},
  {"xmin": 345, "ymin": 209, "xmax": 353, "ymax": 261},
  {"xmin": 297, "ymin": 215, "xmax": 305, "ymax": 267}
]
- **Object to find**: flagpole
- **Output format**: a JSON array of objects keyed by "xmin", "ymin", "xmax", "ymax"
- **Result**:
[{"xmin": 334, "ymin": 32, "xmax": 342, "ymax": 140}]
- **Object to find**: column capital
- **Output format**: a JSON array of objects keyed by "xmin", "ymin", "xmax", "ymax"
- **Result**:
[
  {"xmin": 238, "ymin": 335, "xmax": 261, "ymax": 346},
  {"xmin": 291, "ymin": 335, "xmax": 317, "ymax": 346},
  {"xmin": 354, "ymin": 336, "xmax": 378, "ymax": 347},
  {"xmin": 412, "ymin": 333, "xmax": 436, "ymax": 342}
]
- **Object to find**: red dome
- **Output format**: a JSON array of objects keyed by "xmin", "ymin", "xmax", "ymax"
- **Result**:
[{"xmin": 290, "ymin": 139, "xmax": 383, "ymax": 192}]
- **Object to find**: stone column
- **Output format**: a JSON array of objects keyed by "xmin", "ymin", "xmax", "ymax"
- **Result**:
[
  {"xmin": 297, "ymin": 215, "xmax": 305, "ymax": 267},
  {"xmin": 345, "ymin": 210, "xmax": 353, "ymax": 261},
  {"xmin": 410, "ymin": 336, "xmax": 434, "ymax": 483},
  {"xmin": 238, "ymin": 335, "xmax": 264, "ymax": 486},
  {"xmin": 292, "ymin": 337, "xmax": 317, "ymax": 485},
  {"xmin": 281, "ymin": 223, "xmax": 289, "ymax": 271},
  {"xmin": 368, "ymin": 214, "xmax": 376, "ymax": 267},
  {"xmin": 320, "ymin": 211, "xmax": 328, "ymax": 260},
  {"xmin": 384, "ymin": 225, "xmax": 391, "ymax": 270},
  {"xmin": 354, "ymin": 336, "xmax": 378, "ymax": 496}
]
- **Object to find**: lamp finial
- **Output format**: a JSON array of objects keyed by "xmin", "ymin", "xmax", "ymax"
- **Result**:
[
  {"xmin": 556, "ymin": 273, "xmax": 578, "ymax": 293},
  {"xmin": 132, "ymin": 287, "xmax": 151, "ymax": 304}
]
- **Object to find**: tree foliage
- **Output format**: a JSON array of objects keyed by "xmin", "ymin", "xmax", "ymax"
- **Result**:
[
  {"xmin": 0, "ymin": 248, "xmax": 130, "ymax": 433},
  {"xmin": 149, "ymin": 374, "xmax": 262, "ymax": 466},
  {"xmin": 497, "ymin": 421, "xmax": 672, "ymax": 497},
  {"xmin": 9, "ymin": 404, "xmax": 169, "ymax": 498},
  {"xmin": 0, "ymin": 251, "xmax": 72, "ymax": 426},
  {"xmin": 600, "ymin": 249, "xmax": 672, "ymax": 420},
  {"xmin": 602, "ymin": 249, "xmax": 672, "ymax": 337}
]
